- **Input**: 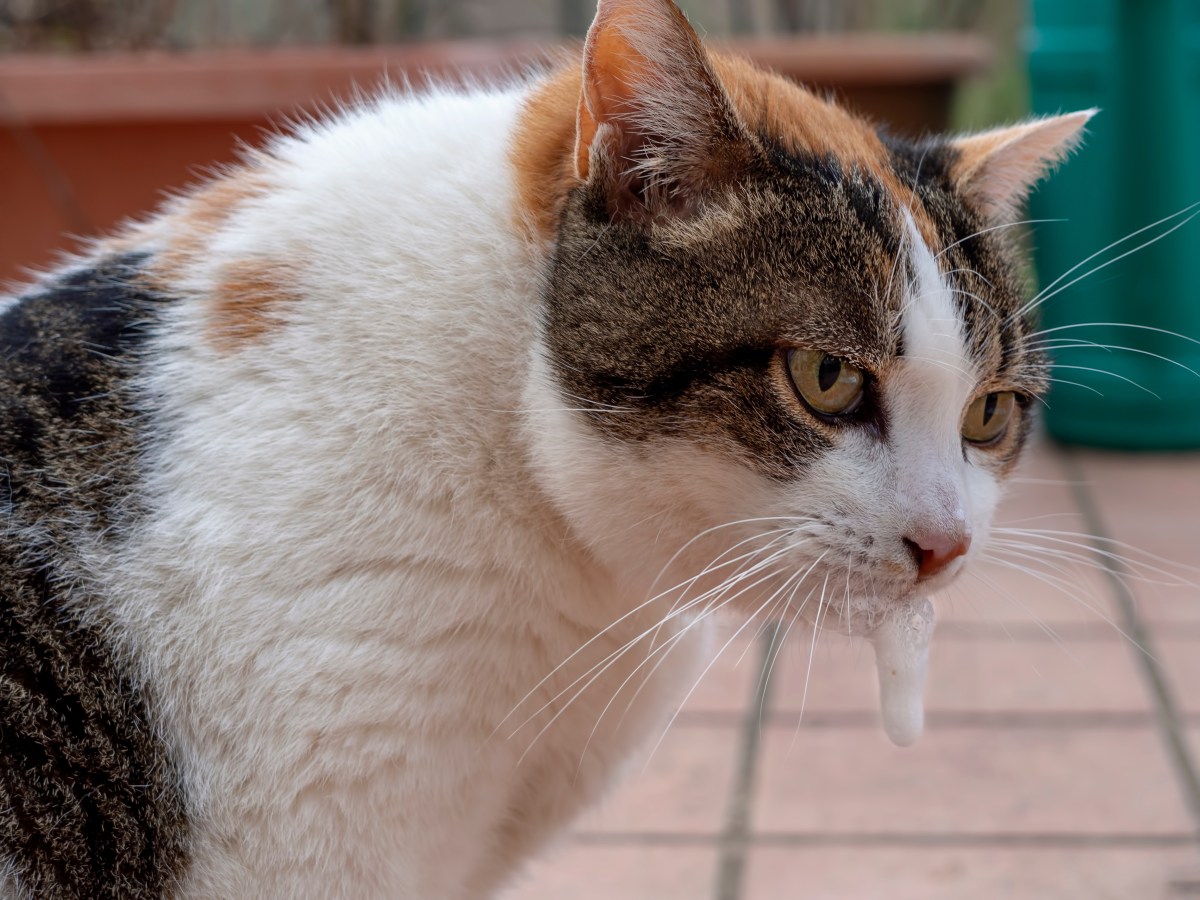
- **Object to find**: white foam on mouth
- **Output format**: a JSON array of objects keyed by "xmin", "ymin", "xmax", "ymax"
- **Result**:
[{"xmin": 868, "ymin": 597, "xmax": 935, "ymax": 747}]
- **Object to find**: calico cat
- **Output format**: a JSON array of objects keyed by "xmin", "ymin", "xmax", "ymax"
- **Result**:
[{"xmin": 0, "ymin": 0, "xmax": 1091, "ymax": 897}]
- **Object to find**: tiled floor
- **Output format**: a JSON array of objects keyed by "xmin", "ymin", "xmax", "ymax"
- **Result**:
[{"xmin": 504, "ymin": 438, "xmax": 1200, "ymax": 899}]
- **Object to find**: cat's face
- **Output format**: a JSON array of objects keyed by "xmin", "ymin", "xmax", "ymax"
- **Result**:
[{"xmin": 523, "ymin": 0, "xmax": 1090, "ymax": 633}]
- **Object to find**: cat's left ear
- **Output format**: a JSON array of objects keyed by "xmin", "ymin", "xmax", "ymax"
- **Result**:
[
  {"xmin": 576, "ymin": 0, "xmax": 755, "ymax": 222},
  {"xmin": 947, "ymin": 109, "xmax": 1097, "ymax": 221}
]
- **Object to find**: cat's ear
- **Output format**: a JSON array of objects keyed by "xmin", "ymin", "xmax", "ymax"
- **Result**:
[
  {"xmin": 947, "ymin": 110, "xmax": 1097, "ymax": 221},
  {"xmin": 576, "ymin": 0, "xmax": 754, "ymax": 222}
]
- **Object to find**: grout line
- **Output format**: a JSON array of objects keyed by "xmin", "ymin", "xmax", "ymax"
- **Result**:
[
  {"xmin": 762, "ymin": 709, "xmax": 1179, "ymax": 728},
  {"xmin": 712, "ymin": 622, "xmax": 782, "ymax": 900},
  {"xmin": 576, "ymin": 830, "xmax": 1198, "ymax": 848},
  {"xmin": 675, "ymin": 709, "xmax": 1196, "ymax": 729},
  {"xmin": 1061, "ymin": 449, "xmax": 1200, "ymax": 845},
  {"xmin": 935, "ymin": 620, "xmax": 1200, "ymax": 641}
]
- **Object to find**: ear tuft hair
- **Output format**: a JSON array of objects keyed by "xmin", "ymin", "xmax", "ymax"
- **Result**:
[
  {"xmin": 576, "ymin": 0, "xmax": 754, "ymax": 222},
  {"xmin": 948, "ymin": 109, "xmax": 1097, "ymax": 221}
]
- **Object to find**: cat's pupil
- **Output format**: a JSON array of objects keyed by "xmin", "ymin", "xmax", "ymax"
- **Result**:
[
  {"xmin": 818, "ymin": 355, "xmax": 842, "ymax": 393},
  {"xmin": 982, "ymin": 392, "xmax": 998, "ymax": 424}
]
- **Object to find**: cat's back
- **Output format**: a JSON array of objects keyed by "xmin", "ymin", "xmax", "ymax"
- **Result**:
[
  {"xmin": 0, "ymin": 258, "xmax": 190, "ymax": 898},
  {"xmin": 0, "ymin": 80, "xmax": 566, "ymax": 899}
]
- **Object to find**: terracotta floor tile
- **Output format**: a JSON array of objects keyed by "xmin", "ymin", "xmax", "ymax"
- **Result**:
[
  {"xmin": 768, "ymin": 630, "xmax": 1153, "ymax": 716},
  {"xmin": 1142, "ymin": 637, "xmax": 1200, "ymax": 714},
  {"xmin": 742, "ymin": 846, "xmax": 1199, "ymax": 900},
  {"xmin": 1073, "ymin": 451, "xmax": 1200, "ymax": 625},
  {"xmin": 505, "ymin": 845, "xmax": 714, "ymax": 900},
  {"xmin": 940, "ymin": 552, "xmax": 1118, "ymax": 627},
  {"xmin": 681, "ymin": 624, "xmax": 761, "ymax": 715},
  {"xmin": 573, "ymin": 723, "xmax": 740, "ymax": 835},
  {"xmin": 752, "ymin": 727, "xmax": 1190, "ymax": 835},
  {"xmin": 1000, "ymin": 439, "xmax": 1089, "ymax": 523}
]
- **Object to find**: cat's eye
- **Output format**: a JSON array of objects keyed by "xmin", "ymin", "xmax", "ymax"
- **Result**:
[
  {"xmin": 962, "ymin": 391, "xmax": 1017, "ymax": 444},
  {"xmin": 787, "ymin": 349, "xmax": 866, "ymax": 417}
]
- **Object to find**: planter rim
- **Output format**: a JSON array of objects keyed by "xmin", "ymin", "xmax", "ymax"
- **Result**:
[{"xmin": 0, "ymin": 35, "xmax": 991, "ymax": 125}]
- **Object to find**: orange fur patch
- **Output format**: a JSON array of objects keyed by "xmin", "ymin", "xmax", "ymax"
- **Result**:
[
  {"xmin": 511, "ymin": 67, "xmax": 582, "ymax": 242},
  {"xmin": 510, "ymin": 50, "xmax": 942, "ymax": 248},
  {"xmin": 713, "ymin": 56, "xmax": 923, "ymax": 222},
  {"xmin": 111, "ymin": 167, "xmax": 302, "ymax": 350},
  {"xmin": 208, "ymin": 257, "xmax": 301, "ymax": 350},
  {"xmin": 152, "ymin": 171, "xmax": 269, "ymax": 285}
]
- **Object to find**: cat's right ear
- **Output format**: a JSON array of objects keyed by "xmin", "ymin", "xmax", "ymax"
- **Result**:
[
  {"xmin": 947, "ymin": 110, "xmax": 1097, "ymax": 222},
  {"xmin": 576, "ymin": 0, "xmax": 754, "ymax": 223}
]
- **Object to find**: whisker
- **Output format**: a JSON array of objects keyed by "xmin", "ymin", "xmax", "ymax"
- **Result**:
[
  {"xmin": 644, "ymin": 516, "xmax": 819, "ymax": 609},
  {"xmin": 934, "ymin": 217, "xmax": 1065, "ymax": 260},
  {"xmin": 1017, "ymin": 204, "xmax": 1200, "ymax": 319},
  {"xmin": 638, "ymin": 560, "xmax": 823, "ymax": 772},
  {"xmin": 493, "ymin": 518, "xmax": 807, "ymax": 738},
  {"xmin": 1043, "ymin": 364, "xmax": 1159, "ymax": 398},
  {"xmin": 1027, "ymin": 322, "xmax": 1200, "ymax": 349},
  {"xmin": 941, "ymin": 266, "xmax": 996, "ymax": 290},
  {"xmin": 946, "ymin": 284, "xmax": 1000, "ymax": 321},
  {"xmin": 512, "ymin": 541, "xmax": 802, "ymax": 761},
  {"xmin": 759, "ymin": 580, "xmax": 819, "ymax": 725},
  {"xmin": 649, "ymin": 527, "xmax": 810, "ymax": 651},
  {"xmin": 990, "ymin": 527, "xmax": 1200, "ymax": 581},
  {"xmin": 963, "ymin": 567, "xmax": 1077, "ymax": 657},
  {"xmin": 611, "ymin": 544, "xmax": 819, "ymax": 738},
  {"xmin": 1031, "ymin": 341, "xmax": 1200, "ymax": 382},
  {"xmin": 978, "ymin": 554, "xmax": 1153, "ymax": 660},
  {"xmin": 1036, "ymin": 375, "xmax": 1105, "ymax": 396},
  {"xmin": 789, "ymin": 573, "xmax": 832, "ymax": 754}
]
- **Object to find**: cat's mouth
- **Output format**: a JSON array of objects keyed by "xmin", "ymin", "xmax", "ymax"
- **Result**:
[{"xmin": 788, "ymin": 553, "xmax": 965, "ymax": 626}]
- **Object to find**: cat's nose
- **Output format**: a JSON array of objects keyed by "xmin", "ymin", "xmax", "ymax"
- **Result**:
[{"xmin": 903, "ymin": 531, "xmax": 971, "ymax": 581}]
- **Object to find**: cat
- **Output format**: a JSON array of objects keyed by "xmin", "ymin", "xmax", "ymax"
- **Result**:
[{"xmin": 0, "ymin": 0, "xmax": 1092, "ymax": 897}]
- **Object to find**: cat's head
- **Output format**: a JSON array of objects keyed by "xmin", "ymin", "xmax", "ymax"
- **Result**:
[{"xmin": 520, "ymin": 0, "xmax": 1091, "ymax": 632}]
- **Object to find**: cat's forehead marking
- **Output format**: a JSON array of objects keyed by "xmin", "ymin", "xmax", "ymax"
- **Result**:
[
  {"xmin": 886, "ymin": 211, "xmax": 975, "ymax": 471},
  {"xmin": 898, "ymin": 209, "xmax": 971, "ymax": 379},
  {"xmin": 709, "ymin": 55, "xmax": 939, "ymax": 246}
]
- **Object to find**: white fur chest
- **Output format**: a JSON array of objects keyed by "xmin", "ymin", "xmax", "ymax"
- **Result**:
[{"xmin": 91, "ymin": 82, "xmax": 704, "ymax": 898}]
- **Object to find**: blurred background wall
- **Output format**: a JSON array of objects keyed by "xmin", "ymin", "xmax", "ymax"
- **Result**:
[
  {"xmin": 0, "ymin": 0, "xmax": 1018, "ymax": 56},
  {"xmin": 8, "ymin": 1, "xmax": 1198, "ymax": 451},
  {"xmin": 0, "ymin": 0, "xmax": 1020, "ymax": 284}
]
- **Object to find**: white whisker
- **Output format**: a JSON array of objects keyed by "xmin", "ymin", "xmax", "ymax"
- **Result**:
[
  {"xmin": 512, "ymin": 539, "xmax": 803, "ymax": 762},
  {"xmin": 1017, "ymin": 203, "xmax": 1200, "ymax": 319},
  {"xmin": 789, "ymin": 573, "xmax": 832, "ymax": 754},
  {"xmin": 978, "ymin": 554, "xmax": 1152, "ymax": 660},
  {"xmin": 493, "ymin": 518, "xmax": 806, "ymax": 739},
  {"xmin": 935, "ymin": 218, "xmax": 1065, "ymax": 260}
]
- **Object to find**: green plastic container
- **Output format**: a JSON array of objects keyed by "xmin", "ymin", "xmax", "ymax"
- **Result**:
[{"xmin": 1027, "ymin": 0, "xmax": 1200, "ymax": 449}]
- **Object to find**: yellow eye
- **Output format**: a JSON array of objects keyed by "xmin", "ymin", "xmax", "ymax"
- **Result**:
[
  {"xmin": 962, "ymin": 391, "xmax": 1017, "ymax": 444},
  {"xmin": 787, "ymin": 349, "xmax": 866, "ymax": 416}
]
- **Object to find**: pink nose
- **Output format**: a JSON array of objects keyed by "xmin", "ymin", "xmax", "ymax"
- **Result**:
[{"xmin": 904, "ymin": 532, "xmax": 971, "ymax": 581}]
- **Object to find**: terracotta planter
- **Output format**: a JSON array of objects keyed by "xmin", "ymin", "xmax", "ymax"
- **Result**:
[{"xmin": 0, "ymin": 36, "xmax": 989, "ymax": 285}]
